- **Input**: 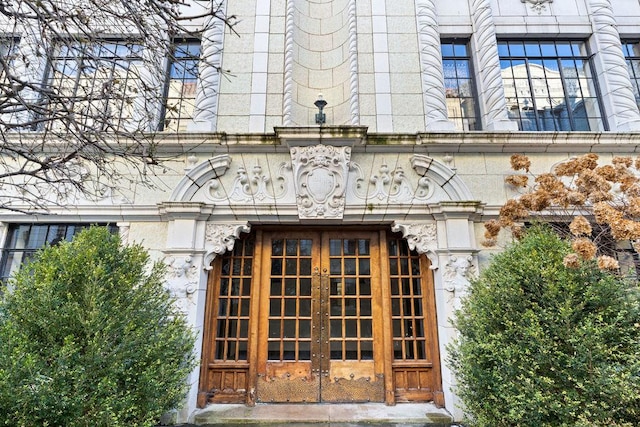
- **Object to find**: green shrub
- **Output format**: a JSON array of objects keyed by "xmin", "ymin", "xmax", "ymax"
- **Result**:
[
  {"xmin": 0, "ymin": 227, "xmax": 195, "ymax": 427},
  {"xmin": 449, "ymin": 226, "xmax": 640, "ymax": 427}
]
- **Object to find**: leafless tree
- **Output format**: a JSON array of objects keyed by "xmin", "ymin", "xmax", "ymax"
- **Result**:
[{"xmin": 0, "ymin": 0, "xmax": 235, "ymax": 212}]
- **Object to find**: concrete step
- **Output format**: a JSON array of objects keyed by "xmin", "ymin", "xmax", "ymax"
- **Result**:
[{"xmin": 189, "ymin": 403, "xmax": 456, "ymax": 426}]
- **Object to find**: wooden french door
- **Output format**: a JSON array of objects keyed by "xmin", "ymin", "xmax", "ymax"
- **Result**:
[
  {"xmin": 255, "ymin": 230, "xmax": 384, "ymax": 403},
  {"xmin": 198, "ymin": 227, "xmax": 443, "ymax": 407}
]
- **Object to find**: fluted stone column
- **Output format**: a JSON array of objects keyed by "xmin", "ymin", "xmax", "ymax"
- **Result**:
[
  {"xmin": 588, "ymin": 0, "xmax": 640, "ymax": 131},
  {"xmin": 468, "ymin": 0, "xmax": 518, "ymax": 130},
  {"xmin": 415, "ymin": 0, "xmax": 455, "ymax": 131}
]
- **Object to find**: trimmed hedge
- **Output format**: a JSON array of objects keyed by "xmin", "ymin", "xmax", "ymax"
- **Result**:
[
  {"xmin": 449, "ymin": 226, "xmax": 640, "ymax": 427},
  {"xmin": 0, "ymin": 227, "xmax": 195, "ymax": 427}
]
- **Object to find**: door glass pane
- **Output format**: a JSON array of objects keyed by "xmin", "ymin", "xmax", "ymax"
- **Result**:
[
  {"xmin": 284, "ymin": 299, "xmax": 296, "ymax": 316},
  {"xmin": 360, "ymin": 299, "xmax": 371, "ymax": 316},
  {"xmin": 300, "ymin": 239, "xmax": 312, "ymax": 256},
  {"xmin": 285, "ymin": 259, "xmax": 297, "ymax": 275},
  {"xmin": 344, "ymin": 239, "xmax": 356, "ymax": 255},
  {"xmin": 359, "ymin": 259, "xmax": 370, "ymax": 275},
  {"xmin": 299, "ymin": 299, "xmax": 311, "ymax": 316},
  {"xmin": 330, "ymin": 259, "xmax": 341, "ymax": 275},
  {"xmin": 272, "ymin": 239, "xmax": 283, "ymax": 255},
  {"xmin": 345, "ymin": 320, "xmax": 357, "ymax": 337},
  {"xmin": 299, "ymin": 320, "xmax": 311, "ymax": 338},
  {"xmin": 299, "ymin": 342, "xmax": 311, "ymax": 360},
  {"xmin": 283, "ymin": 319, "xmax": 296, "ymax": 338},
  {"xmin": 331, "ymin": 319, "xmax": 342, "ymax": 337},
  {"xmin": 345, "ymin": 278, "xmax": 356, "ymax": 295},
  {"xmin": 361, "ymin": 341, "xmax": 373, "ymax": 360},
  {"xmin": 270, "ymin": 278, "xmax": 282, "ymax": 296},
  {"xmin": 330, "ymin": 239, "xmax": 341, "ymax": 256},
  {"xmin": 344, "ymin": 258, "xmax": 356, "ymax": 275},
  {"xmin": 300, "ymin": 278, "xmax": 311, "ymax": 295},
  {"xmin": 361, "ymin": 319, "xmax": 372, "ymax": 338},
  {"xmin": 285, "ymin": 278, "xmax": 297, "ymax": 295},
  {"xmin": 286, "ymin": 239, "xmax": 298, "ymax": 256},
  {"xmin": 345, "ymin": 298, "xmax": 357, "ymax": 316},
  {"xmin": 300, "ymin": 258, "xmax": 311, "ymax": 275}
]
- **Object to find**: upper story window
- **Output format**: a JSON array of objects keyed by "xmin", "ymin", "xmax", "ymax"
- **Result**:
[
  {"xmin": 161, "ymin": 40, "xmax": 201, "ymax": 132},
  {"xmin": 0, "ymin": 224, "xmax": 118, "ymax": 285},
  {"xmin": 441, "ymin": 40, "xmax": 480, "ymax": 131},
  {"xmin": 499, "ymin": 40, "xmax": 606, "ymax": 131},
  {"xmin": 46, "ymin": 40, "xmax": 146, "ymax": 132},
  {"xmin": 622, "ymin": 41, "xmax": 640, "ymax": 111},
  {"xmin": 0, "ymin": 37, "xmax": 19, "ymax": 88}
]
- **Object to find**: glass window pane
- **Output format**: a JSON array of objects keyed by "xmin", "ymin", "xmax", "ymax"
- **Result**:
[
  {"xmin": 299, "ymin": 299, "xmax": 311, "ymax": 316},
  {"xmin": 300, "ymin": 278, "xmax": 311, "ymax": 296},
  {"xmin": 286, "ymin": 239, "xmax": 298, "ymax": 256}
]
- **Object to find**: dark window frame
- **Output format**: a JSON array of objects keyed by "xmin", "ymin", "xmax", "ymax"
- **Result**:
[
  {"xmin": 159, "ymin": 38, "xmax": 201, "ymax": 132},
  {"xmin": 0, "ymin": 223, "xmax": 118, "ymax": 285},
  {"xmin": 441, "ymin": 39, "xmax": 481, "ymax": 131},
  {"xmin": 498, "ymin": 40, "xmax": 607, "ymax": 131}
]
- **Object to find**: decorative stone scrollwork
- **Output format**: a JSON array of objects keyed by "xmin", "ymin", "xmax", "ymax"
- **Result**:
[
  {"xmin": 165, "ymin": 254, "xmax": 199, "ymax": 315},
  {"xmin": 368, "ymin": 162, "xmax": 432, "ymax": 203},
  {"xmin": 521, "ymin": 0, "xmax": 553, "ymax": 14},
  {"xmin": 204, "ymin": 222, "xmax": 251, "ymax": 269},
  {"xmin": 207, "ymin": 161, "xmax": 288, "ymax": 203},
  {"xmin": 290, "ymin": 144, "xmax": 351, "ymax": 219},
  {"xmin": 391, "ymin": 223, "xmax": 438, "ymax": 267},
  {"xmin": 444, "ymin": 255, "xmax": 475, "ymax": 311}
]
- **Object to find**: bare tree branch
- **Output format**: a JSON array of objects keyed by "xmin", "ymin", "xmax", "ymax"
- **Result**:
[{"xmin": 0, "ymin": 0, "xmax": 235, "ymax": 213}]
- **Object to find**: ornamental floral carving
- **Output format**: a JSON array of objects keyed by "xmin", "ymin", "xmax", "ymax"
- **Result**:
[
  {"xmin": 521, "ymin": 0, "xmax": 553, "ymax": 14},
  {"xmin": 368, "ymin": 162, "xmax": 434, "ymax": 203},
  {"xmin": 207, "ymin": 161, "xmax": 288, "ymax": 203},
  {"xmin": 205, "ymin": 222, "xmax": 251, "ymax": 257},
  {"xmin": 290, "ymin": 144, "xmax": 351, "ymax": 219},
  {"xmin": 391, "ymin": 223, "xmax": 438, "ymax": 256}
]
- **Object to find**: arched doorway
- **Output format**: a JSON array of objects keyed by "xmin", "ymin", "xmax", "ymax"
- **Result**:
[{"xmin": 197, "ymin": 227, "xmax": 443, "ymax": 406}]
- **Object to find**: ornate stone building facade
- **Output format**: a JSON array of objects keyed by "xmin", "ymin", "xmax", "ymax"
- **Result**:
[{"xmin": 2, "ymin": 0, "xmax": 640, "ymax": 422}]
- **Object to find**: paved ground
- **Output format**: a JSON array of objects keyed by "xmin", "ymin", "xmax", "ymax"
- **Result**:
[{"xmin": 188, "ymin": 403, "xmax": 456, "ymax": 426}]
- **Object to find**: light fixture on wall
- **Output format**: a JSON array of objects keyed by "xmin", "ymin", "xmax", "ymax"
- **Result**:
[{"xmin": 314, "ymin": 93, "xmax": 327, "ymax": 125}]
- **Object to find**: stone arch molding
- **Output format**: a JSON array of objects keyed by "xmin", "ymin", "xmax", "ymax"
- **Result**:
[{"xmin": 170, "ymin": 149, "xmax": 474, "ymax": 219}]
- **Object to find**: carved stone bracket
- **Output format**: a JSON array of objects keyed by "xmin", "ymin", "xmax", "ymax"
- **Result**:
[
  {"xmin": 391, "ymin": 222, "xmax": 438, "ymax": 268},
  {"xmin": 203, "ymin": 222, "xmax": 251, "ymax": 269},
  {"xmin": 521, "ymin": 0, "xmax": 553, "ymax": 14},
  {"xmin": 290, "ymin": 144, "xmax": 351, "ymax": 219},
  {"xmin": 165, "ymin": 254, "xmax": 200, "ymax": 315}
]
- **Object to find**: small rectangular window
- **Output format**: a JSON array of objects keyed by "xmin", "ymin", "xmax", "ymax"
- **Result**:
[
  {"xmin": 441, "ymin": 40, "xmax": 480, "ymax": 131},
  {"xmin": 622, "ymin": 40, "xmax": 640, "ymax": 112},
  {"xmin": 161, "ymin": 39, "xmax": 201, "ymax": 132},
  {"xmin": 0, "ymin": 224, "xmax": 118, "ymax": 285}
]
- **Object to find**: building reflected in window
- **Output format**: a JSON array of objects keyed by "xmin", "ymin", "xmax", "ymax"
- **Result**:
[
  {"xmin": 441, "ymin": 41, "xmax": 480, "ymax": 131},
  {"xmin": 622, "ymin": 41, "xmax": 640, "ymax": 112},
  {"xmin": 161, "ymin": 40, "xmax": 201, "ymax": 132},
  {"xmin": 499, "ymin": 40, "xmax": 606, "ymax": 131}
]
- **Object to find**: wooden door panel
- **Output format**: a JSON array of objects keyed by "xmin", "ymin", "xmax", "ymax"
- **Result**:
[{"xmin": 201, "ymin": 228, "xmax": 443, "ymax": 407}]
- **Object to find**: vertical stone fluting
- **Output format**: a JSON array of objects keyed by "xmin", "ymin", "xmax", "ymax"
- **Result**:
[
  {"xmin": 415, "ymin": 0, "xmax": 454, "ymax": 130},
  {"xmin": 282, "ymin": 0, "xmax": 296, "ymax": 126},
  {"xmin": 190, "ymin": 1, "xmax": 227, "ymax": 131},
  {"xmin": 468, "ymin": 0, "xmax": 516, "ymax": 130},
  {"xmin": 588, "ymin": 0, "xmax": 640, "ymax": 130},
  {"xmin": 348, "ymin": 0, "xmax": 360, "ymax": 125}
]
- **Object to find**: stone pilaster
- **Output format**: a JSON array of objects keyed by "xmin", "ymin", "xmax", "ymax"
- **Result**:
[
  {"xmin": 468, "ymin": 0, "xmax": 518, "ymax": 130},
  {"xmin": 588, "ymin": 0, "xmax": 640, "ymax": 131},
  {"xmin": 415, "ymin": 0, "xmax": 456, "ymax": 131}
]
